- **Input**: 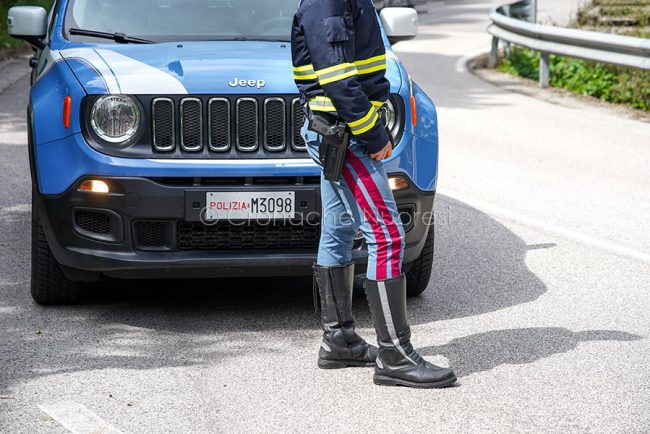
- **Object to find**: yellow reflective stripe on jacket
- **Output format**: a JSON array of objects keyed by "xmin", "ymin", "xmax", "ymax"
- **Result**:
[
  {"xmin": 355, "ymin": 54, "xmax": 387, "ymax": 75},
  {"xmin": 308, "ymin": 97, "xmax": 385, "ymax": 113},
  {"xmin": 348, "ymin": 107, "xmax": 379, "ymax": 136},
  {"xmin": 308, "ymin": 96, "xmax": 337, "ymax": 112},
  {"xmin": 293, "ymin": 64, "xmax": 317, "ymax": 81},
  {"xmin": 315, "ymin": 62, "xmax": 358, "ymax": 85},
  {"xmin": 296, "ymin": 54, "xmax": 385, "ymax": 82}
]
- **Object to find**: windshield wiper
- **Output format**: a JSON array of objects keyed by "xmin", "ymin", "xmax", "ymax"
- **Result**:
[{"xmin": 68, "ymin": 28, "xmax": 155, "ymax": 44}]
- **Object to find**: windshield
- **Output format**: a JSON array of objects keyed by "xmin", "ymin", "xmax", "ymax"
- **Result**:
[{"xmin": 64, "ymin": 0, "xmax": 299, "ymax": 42}]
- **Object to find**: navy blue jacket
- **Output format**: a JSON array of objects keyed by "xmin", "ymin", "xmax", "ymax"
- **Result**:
[{"xmin": 292, "ymin": 0, "xmax": 390, "ymax": 153}]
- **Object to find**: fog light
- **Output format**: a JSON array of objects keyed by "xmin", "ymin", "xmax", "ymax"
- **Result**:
[
  {"xmin": 79, "ymin": 180, "xmax": 110, "ymax": 194},
  {"xmin": 388, "ymin": 175, "xmax": 409, "ymax": 191}
]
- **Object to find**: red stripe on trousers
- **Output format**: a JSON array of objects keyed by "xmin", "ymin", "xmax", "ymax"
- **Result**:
[
  {"xmin": 346, "ymin": 150, "xmax": 402, "ymax": 277},
  {"xmin": 341, "ymin": 164, "xmax": 389, "ymax": 280}
]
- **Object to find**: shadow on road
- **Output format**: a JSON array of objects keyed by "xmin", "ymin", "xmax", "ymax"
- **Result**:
[
  {"xmin": 412, "ymin": 195, "xmax": 548, "ymax": 322},
  {"xmin": 0, "ymin": 190, "xmax": 639, "ymax": 391},
  {"xmin": 418, "ymin": 0, "xmax": 496, "ymax": 27},
  {"xmin": 418, "ymin": 327, "xmax": 641, "ymax": 377},
  {"xmin": 393, "ymin": 1, "xmax": 519, "ymax": 111},
  {"xmin": 396, "ymin": 50, "xmax": 514, "ymax": 111}
]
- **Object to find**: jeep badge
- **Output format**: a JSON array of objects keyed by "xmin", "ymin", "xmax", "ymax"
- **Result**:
[{"xmin": 228, "ymin": 78, "xmax": 266, "ymax": 89}]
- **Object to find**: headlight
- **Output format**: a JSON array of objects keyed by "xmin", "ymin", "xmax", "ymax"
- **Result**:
[
  {"xmin": 90, "ymin": 95, "xmax": 141, "ymax": 144},
  {"xmin": 382, "ymin": 95, "xmax": 404, "ymax": 144},
  {"xmin": 384, "ymin": 99, "xmax": 397, "ymax": 132}
]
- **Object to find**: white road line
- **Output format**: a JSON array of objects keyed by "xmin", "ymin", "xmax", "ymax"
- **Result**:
[
  {"xmin": 39, "ymin": 401, "xmax": 123, "ymax": 434},
  {"xmin": 0, "ymin": 204, "xmax": 30, "ymax": 214},
  {"xmin": 438, "ymin": 188, "xmax": 650, "ymax": 265}
]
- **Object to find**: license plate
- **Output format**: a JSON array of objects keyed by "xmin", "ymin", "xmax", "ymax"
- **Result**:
[{"xmin": 205, "ymin": 191, "xmax": 295, "ymax": 221}]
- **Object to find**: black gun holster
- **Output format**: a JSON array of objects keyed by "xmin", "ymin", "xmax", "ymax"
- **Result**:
[{"xmin": 307, "ymin": 113, "xmax": 351, "ymax": 182}]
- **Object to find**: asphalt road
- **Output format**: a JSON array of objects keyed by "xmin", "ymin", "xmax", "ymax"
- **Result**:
[{"xmin": 1, "ymin": 1, "xmax": 649, "ymax": 432}]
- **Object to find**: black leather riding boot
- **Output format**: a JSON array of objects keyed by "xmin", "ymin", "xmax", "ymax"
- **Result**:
[
  {"xmin": 365, "ymin": 275, "xmax": 457, "ymax": 388},
  {"xmin": 314, "ymin": 263, "xmax": 377, "ymax": 369}
]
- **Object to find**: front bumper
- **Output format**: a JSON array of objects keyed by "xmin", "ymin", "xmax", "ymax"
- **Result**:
[{"xmin": 36, "ymin": 176, "xmax": 434, "ymax": 280}]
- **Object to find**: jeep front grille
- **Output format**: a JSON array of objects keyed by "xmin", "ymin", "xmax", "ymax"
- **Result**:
[
  {"xmin": 291, "ymin": 98, "xmax": 307, "ymax": 151},
  {"xmin": 152, "ymin": 98, "xmax": 175, "ymax": 152},
  {"xmin": 264, "ymin": 98, "xmax": 286, "ymax": 151},
  {"xmin": 149, "ymin": 95, "xmax": 307, "ymax": 156},
  {"xmin": 208, "ymin": 98, "xmax": 230, "ymax": 151},
  {"xmin": 180, "ymin": 98, "xmax": 203, "ymax": 151},
  {"xmin": 236, "ymin": 98, "xmax": 259, "ymax": 151}
]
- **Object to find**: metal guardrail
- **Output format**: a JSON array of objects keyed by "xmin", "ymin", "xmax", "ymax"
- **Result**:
[{"xmin": 488, "ymin": 0, "xmax": 650, "ymax": 88}]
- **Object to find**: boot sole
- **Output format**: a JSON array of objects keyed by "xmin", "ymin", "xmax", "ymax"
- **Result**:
[
  {"xmin": 318, "ymin": 359, "xmax": 375, "ymax": 369},
  {"xmin": 373, "ymin": 374, "xmax": 458, "ymax": 389}
]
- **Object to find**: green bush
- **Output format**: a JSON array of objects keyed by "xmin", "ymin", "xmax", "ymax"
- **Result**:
[
  {"xmin": 1, "ymin": 0, "xmax": 54, "ymax": 50},
  {"xmin": 498, "ymin": 47, "xmax": 650, "ymax": 112}
]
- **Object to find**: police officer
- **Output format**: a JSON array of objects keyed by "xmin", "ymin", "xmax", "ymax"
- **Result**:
[{"xmin": 292, "ymin": 0, "xmax": 457, "ymax": 388}]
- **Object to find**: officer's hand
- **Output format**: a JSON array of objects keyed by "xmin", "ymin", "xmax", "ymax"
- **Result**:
[{"xmin": 369, "ymin": 140, "xmax": 393, "ymax": 161}]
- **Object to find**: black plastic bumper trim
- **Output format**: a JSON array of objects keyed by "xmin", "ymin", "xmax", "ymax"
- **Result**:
[{"xmin": 36, "ymin": 175, "xmax": 434, "ymax": 279}]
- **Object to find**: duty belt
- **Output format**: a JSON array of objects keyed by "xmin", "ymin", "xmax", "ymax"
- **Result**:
[{"xmin": 305, "ymin": 103, "xmax": 392, "ymax": 150}]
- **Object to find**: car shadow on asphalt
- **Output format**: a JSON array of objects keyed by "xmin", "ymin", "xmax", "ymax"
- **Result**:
[
  {"xmin": 0, "ymin": 194, "xmax": 640, "ymax": 391},
  {"xmin": 29, "ymin": 195, "xmax": 549, "ymax": 329},
  {"xmin": 407, "ymin": 195, "xmax": 550, "ymax": 323}
]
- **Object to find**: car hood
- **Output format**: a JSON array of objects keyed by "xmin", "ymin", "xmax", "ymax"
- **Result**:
[{"xmin": 57, "ymin": 41, "xmax": 402, "ymax": 95}]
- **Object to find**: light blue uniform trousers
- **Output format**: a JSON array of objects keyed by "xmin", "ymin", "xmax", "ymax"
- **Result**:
[{"xmin": 302, "ymin": 120, "xmax": 404, "ymax": 281}]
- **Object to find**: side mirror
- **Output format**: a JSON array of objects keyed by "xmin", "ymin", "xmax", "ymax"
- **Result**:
[
  {"xmin": 380, "ymin": 7, "xmax": 418, "ymax": 45},
  {"xmin": 7, "ymin": 6, "xmax": 48, "ymax": 49}
]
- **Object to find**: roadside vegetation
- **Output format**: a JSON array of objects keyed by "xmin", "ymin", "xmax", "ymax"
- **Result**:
[
  {"xmin": 1, "ymin": 0, "xmax": 53, "ymax": 56},
  {"xmin": 497, "ymin": 0, "xmax": 650, "ymax": 112},
  {"xmin": 577, "ymin": 0, "xmax": 650, "ymax": 37}
]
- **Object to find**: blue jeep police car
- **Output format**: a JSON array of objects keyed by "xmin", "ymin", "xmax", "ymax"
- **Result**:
[{"xmin": 8, "ymin": 0, "xmax": 440, "ymax": 305}]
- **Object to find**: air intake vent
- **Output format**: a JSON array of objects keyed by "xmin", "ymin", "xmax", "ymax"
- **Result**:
[
  {"xmin": 208, "ymin": 97, "xmax": 230, "ymax": 151},
  {"xmin": 133, "ymin": 221, "xmax": 172, "ymax": 250},
  {"xmin": 72, "ymin": 208, "xmax": 123, "ymax": 243},
  {"xmin": 291, "ymin": 98, "xmax": 306, "ymax": 150},
  {"xmin": 264, "ymin": 98, "xmax": 286, "ymax": 151},
  {"xmin": 177, "ymin": 220, "xmax": 320, "ymax": 250},
  {"xmin": 236, "ymin": 98, "xmax": 258, "ymax": 151},
  {"xmin": 398, "ymin": 205, "xmax": 416, "ymax": 232},
  {"xmin": 180, "ymin": 98, "xmax": 203, "ymax": 151},
  {"xmin": 152, "ymin": 98, "xmax": 175, "ymax": 151},
  {"xmin": 75, "ymin": 210, "xmax": 111, "ymax": 235}
]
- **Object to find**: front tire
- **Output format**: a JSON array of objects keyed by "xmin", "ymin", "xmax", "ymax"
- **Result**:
[
  {"xmin": 31, "ymin": 190, "xmax": 83, "ymax": 305},
  {"xmin": 405, "ymin": 224, "xmax": 434, "ymax": 297}
]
